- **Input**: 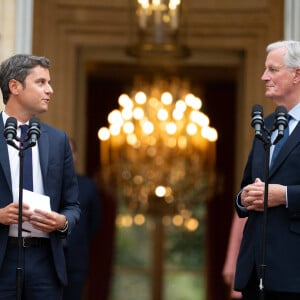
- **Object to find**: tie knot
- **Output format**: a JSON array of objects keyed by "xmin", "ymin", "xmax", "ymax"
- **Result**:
[
  {"xmin": 20, "ymin": 124, "xmax": 29, "ymax": 145},
  {"xmin": 20, "ymin": 124, "xmax": 29, "ymax": 134}
]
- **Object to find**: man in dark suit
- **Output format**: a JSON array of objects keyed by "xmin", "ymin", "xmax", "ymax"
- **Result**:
[
  {"xmin": 63, "ymin": 138, "xmax": 101, "ymax": 300},
  {"xmin": 234, "ymin": 40, "xmax": 300, "ymax": 300},
  {"xmin": 0, "ymin": 54, "xmax": 81, "ymax": 299}
]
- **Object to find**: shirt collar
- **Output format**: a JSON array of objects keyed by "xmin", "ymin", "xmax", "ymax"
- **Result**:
[
  {"xmin": 2, "ymin": 110, "xmax": 29, "ymax": 127},
  {"xmin": 288, "ymin": 102, "xmax": 300, "ymax": 121}
]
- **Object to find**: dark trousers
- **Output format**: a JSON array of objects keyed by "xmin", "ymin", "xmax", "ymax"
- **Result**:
[
  {"xmin": 0, "ymin": 242, "xmax": 62, "ymax": 300},
  {"xmin": 242, "ymin": 270, "xmax": 300, "ymax": 300},
  {"xmin": 63, "ymin": 270, "xmax": 87, "ymax": 300}
]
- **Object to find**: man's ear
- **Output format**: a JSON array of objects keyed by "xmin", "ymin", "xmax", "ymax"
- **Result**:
[
  {"xmin": 294, "ymin": 68, "xmax": 300, "ymax": 84},
  {"xmin": 8, "ymin": 79, "xmax": 22, "ymax": 95}
]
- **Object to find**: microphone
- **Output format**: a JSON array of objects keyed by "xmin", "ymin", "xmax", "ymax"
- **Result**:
[
  {"xmin": 27, "ymin": 117, "xmax": 41, "ymax": 147},
  {"xmin": 273, "ymin": 106, "xmax": 288, "ymax": 145},
  {"xmin": 4, "ymin": 117, "xmax": 18, "ymax": 147},
  {"xmin": 251, "ymin": 104, "xmax": 264, "ymax": 139}
]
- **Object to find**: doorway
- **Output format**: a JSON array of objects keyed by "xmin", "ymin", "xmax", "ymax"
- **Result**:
[{"xmin": 84, "ymin": 61, "xmax": 237, "ymax": 300}]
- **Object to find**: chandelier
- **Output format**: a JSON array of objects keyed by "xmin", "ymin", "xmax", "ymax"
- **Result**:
[
  {"xmin": 127, "ymin": 0, "xmax": 189, "ymax": 57},
  {"xmin": 98, "ymin": 77, "xmax": 217, "ymax": 229}
]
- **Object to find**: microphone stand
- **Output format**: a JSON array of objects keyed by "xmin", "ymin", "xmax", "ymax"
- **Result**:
[
  {"xmin": 256, "ymin": 130, "xmax": 271, "ymax": 300},
  {"xmin": 17, "ymin": 145, "xmax": 25, "ymax": 300},
  {"xmin": 4, "ymin": 117, "xmax": 40, "ymax": 300},
  {"xmin": 6, "ymin": 139, "xmax": 33, "ymax": 300},
  {"xmin": 256, "ymin": 127, "xmax": 287, "ymax": 300},
  {"xmin": 250, "ymin": 105, "xmax": 288, "ymax": 299}
]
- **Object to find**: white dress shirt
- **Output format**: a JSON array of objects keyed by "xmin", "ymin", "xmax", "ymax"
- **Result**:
[{"xmin": 2, "ymin": 111, "xmax": 49, "ymax": 238}]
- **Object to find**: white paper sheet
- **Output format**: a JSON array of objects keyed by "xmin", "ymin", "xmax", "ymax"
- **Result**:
[
  {"xmin": 22, "ymin": 189, "xmax": 51, "ymax": 233},
  {"xmin": 22, "ymin": 189, "xmax": 51, "ymax": 212}
]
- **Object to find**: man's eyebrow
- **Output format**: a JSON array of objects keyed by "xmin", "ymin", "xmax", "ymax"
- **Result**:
[{"xmin": 35, "ymin": 77, "xmax": 51, "ymax": 83}]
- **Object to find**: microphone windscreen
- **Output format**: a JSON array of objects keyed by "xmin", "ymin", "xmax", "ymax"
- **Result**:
[
  {"xmin": 275, "ymin": 105, "xmax": 287, "ymax": 115},
  {"xmin": 28, "ymin": 117, "xmax": 41, "ymax": 144},
  {"xmin": 5, "ymin": 117, "xmax": 17, "ymax": 127},
  {"xmin": 252, "ymin": 104, "xmax": 263, "ymax": 116},
  {"xmin": 29, "ymin": 117, "xmax": 40, "ymax": 127},
  {"xmin": 4, "ymin": 117, "xmax": 17, "ymax": 138}
]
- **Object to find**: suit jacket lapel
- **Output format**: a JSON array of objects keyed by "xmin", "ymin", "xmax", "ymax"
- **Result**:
[
  {"xmin": 270, "ymin": 120, "xmax": 300, "ymax": 176},
  {"xmin": 0, "ymin": 112, "xmax": 13, "ymax": 193},
  {"xmin": 38, "ymin": 124, "xmax": 49, "ymax": 180}
]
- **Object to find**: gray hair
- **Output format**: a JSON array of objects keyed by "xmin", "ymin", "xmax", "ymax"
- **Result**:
[
  {"xmin": 267, "ymin": 40, "xmax": 300, "ymax": 70},
  {"xmin": 0, "ymin": 54, "xmax": 50, "ymax": 104}
]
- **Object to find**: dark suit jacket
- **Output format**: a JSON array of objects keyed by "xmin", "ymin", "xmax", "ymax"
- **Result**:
[
  {"xmin": 234, "ymin": 112, "xmax": 300, "ymax": 293},
  {"xmin": 0, "ymin": 113, "xmax": 81, "ymax": 286},
  {"xmin": 65, "ymin": 174, "xmax": 100, "ymax": 274}
]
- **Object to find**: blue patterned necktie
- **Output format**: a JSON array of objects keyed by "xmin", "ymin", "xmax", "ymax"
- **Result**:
[
  {"xmin": 20, "ymin": 125, "xmax": 33, "ymax": 191},
  {"xmin": 271, "ymin": 115, "xmax": 291, "ymax": 167}
]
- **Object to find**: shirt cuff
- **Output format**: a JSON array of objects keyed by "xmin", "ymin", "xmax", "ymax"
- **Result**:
[{"xmin": 236, "ymin": 189, "xmax": 248, "ymax": 212}]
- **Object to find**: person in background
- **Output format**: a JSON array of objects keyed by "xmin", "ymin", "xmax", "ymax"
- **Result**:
[
  {"xmin": 222, "ymin": 212, "xmax": 246, "ymax": 300},
  {"xmin": 63, "ymin": 138, "xmax": 101, "ymax": 300},
  {"xmin": 0, "ymin": 54, "xmax": 81, "ymax": 299},
  {"xmin": 234, "ymin": 40, "xmax": 300, "ymax": 299}
]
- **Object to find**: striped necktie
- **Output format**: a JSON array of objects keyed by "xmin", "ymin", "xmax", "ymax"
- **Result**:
[{"xmin": 271, "ymin": 115, "xmax": 291, "ymax": 167}]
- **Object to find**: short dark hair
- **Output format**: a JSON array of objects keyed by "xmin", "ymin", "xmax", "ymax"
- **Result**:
[{"xmin": 0, "ymin": 54, "xmax": 50, "ymax": 104}]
